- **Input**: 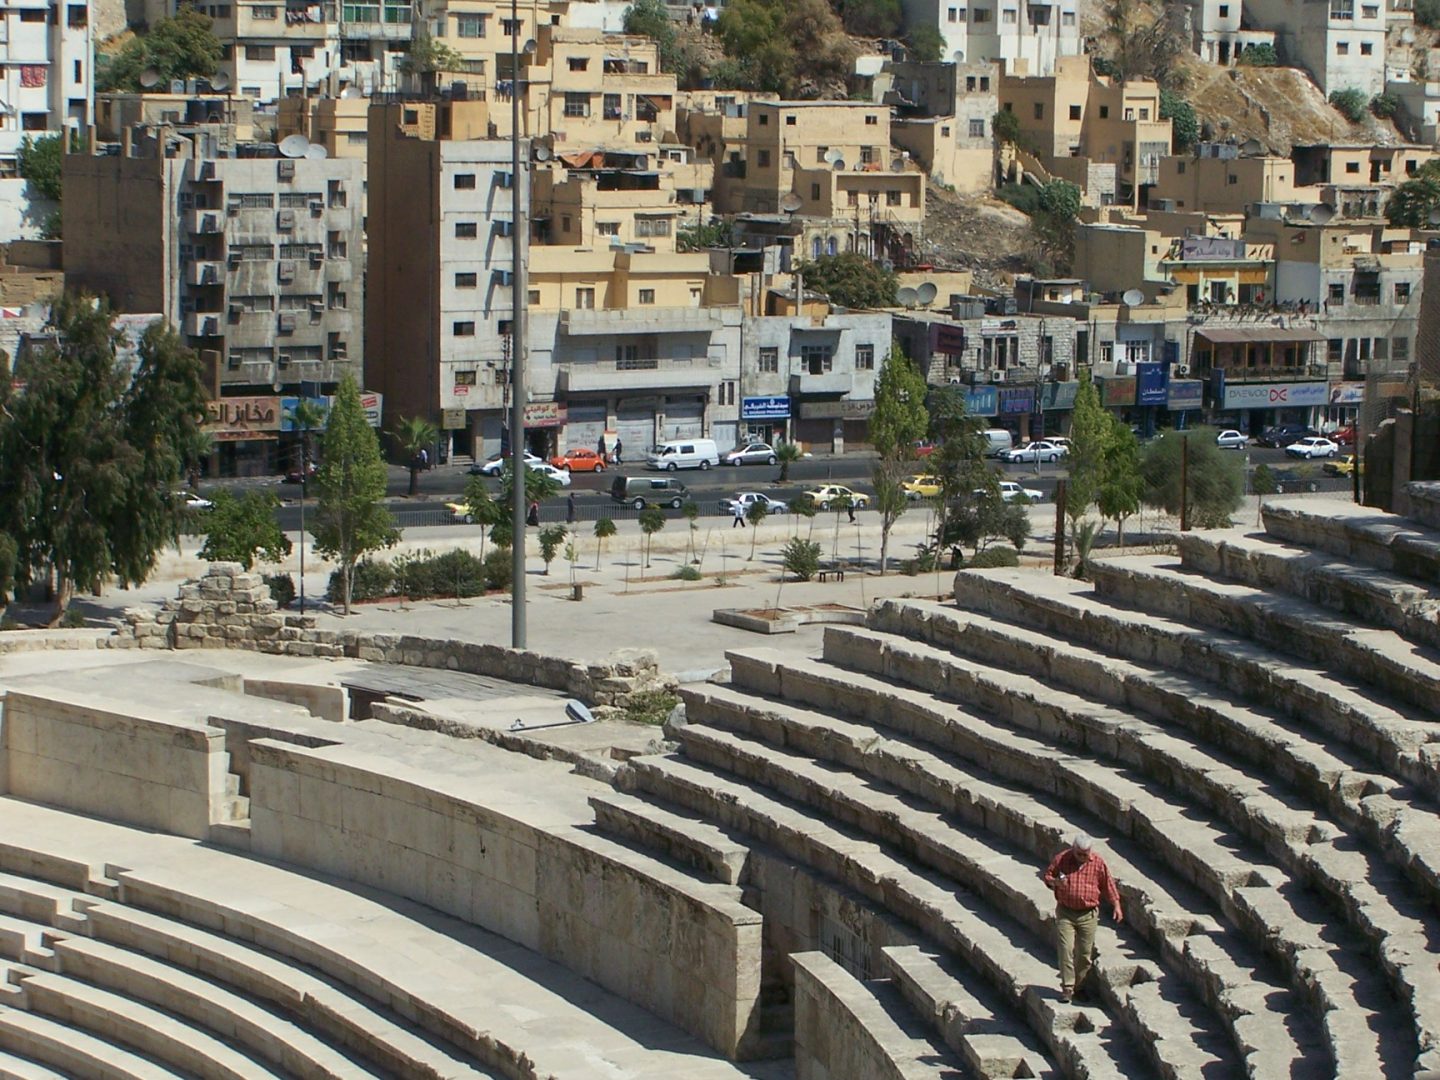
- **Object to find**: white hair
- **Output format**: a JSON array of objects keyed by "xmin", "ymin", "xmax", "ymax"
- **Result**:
[{"xmin": 1071, "ymin": 833, "xmax": 1093, "ymax": 852}]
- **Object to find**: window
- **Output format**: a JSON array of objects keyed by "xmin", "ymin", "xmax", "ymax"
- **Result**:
[
  {"xmin": 527, "ymin": 290, "xmax": 540, "ymax": 305},
  {"xmin": 18, "ymin": 8, "xmax": 44, "ymax": 19},
  {"xmin": 969, "ymin": 118, "xmax": 985, "ymax": 138},
  {"xmin": 1363, "ymin": 1, "xmax": 1377, "ymax": 11},
  {"xmin": 636, "ymin": 218, "xmax": 671, "ymax": 237},
  {"xmin": 1393, "ymin": 337, "xmax": 1410, "ymax": 363},
  {"xmin": 500, "ymin": 17, "xmax": 520, "ymax": 34},
  {"xmin": 1034, "ymin": 103, "xmax": 1044, "ymax": 119},
  {"xmin": 245, "ymin": 44, "xmax": 276, "ymax": 60},
  {"xmin": 973, "ymin": 6, "xmax": 990, "ymax": 20},
  {"xmin": 759, "ymin": 113, "xmax": 770, "ymax": 125},
  {"xmin": 232, "ymin": 243, "xmax": 274, "ymax": 260},
  {"xmin": 638, "ymin": 289, "xmax": 656, "ymax": 304},
  {"xmin": 575, "ymin": 287, "xmax": 595, "ymax": 309},
  {"xmin": 942, "ymin": 125, "xmax": 952, "ymax": 137},
  {"xmin": 455, "ymin": 221, "xmax": 478, "ymax": 238},
  {"xmin": 886, "ymin": 189, "xmax": 901, "ymax": 205},
  {"xmin": 254, "ymin": 4, "xmax": 277, "ymax": 15},
  {"xmin": 865, "ymin": 114, "xmax": 878, "ymax": 125},
  {"xmin": 1099, "ymin": 105, "xmax": 1109, "ymax": 119},
  {"xmin": 1336, "ymin": 41, "xmax": 1349, "ymax": 54},
  {"xmin": 758, "ymin": 149, "xmax": 771, "ymax": 167},
  {"xmin": 784, "ymin": 151, "xmax": 796, "ymax": 169},
  {"xmin": 801, "ymin": 345, "xmax": 833, "ymax": 373},
  {"xmin": 816, "ymin": 146, "xmax": 829, "ymax": 163},
  {"xmin": 603, "ymin": 93, "xmax": 621, "ymax": 120},
  {"xmin": 786, "ymin": 115, "xmax": 797, "ymax": 125},
  {"xmin": 235, "ymin": 192, "xmax": 275, "ymax": 208},
  {"xmin": 67, "ymin": 3, "xmax": 86, "ymax": 24},
  {"xmin": 1227, "ymin": 175, "xmax": 1238, "ymax": 185},
  {"xmin": 949, "ymin": 5, "xmax": 959, "ymax": 18},
  {"xmin": 720, "ymin": 381, "xmax": 736, "ymax": 406},
  {"xmin": 597, "ymin": 222, "xmax": 619, "ymax": 236},
  {"xmin": 1345, "ymin": 161, "xmax": 1360, "ymax": 173},
  {"xmin": 1069, "ymin": 105, "xmax": 1081, "ymax": 120},
  {"xmin": 1139, "ymin": 108, "xmax": 1149, "ymax": 120},
  {"xmin": 1061, "ymin": 9, "xmax": 1074, "ymax": 21},
  {"xmin": 855, "ymin": 344, "xmax": 875, "ymax": 370},
  {"xmin": 456, "ymin": 14, "xmax": 486, "ymax": 35},
  {"xmin": 455, "ymin": 272, "xmax": 478, "ymax": 288},
  {"xmin": 1330, "ymin": 0, "xmax": 1353, "ymax": 14},
  {"xmin": 1218, "ymin": 3, "xmax": 1229, "ymax": 12},
  {"xmin": 567, "ymin": 56, "xmax": 588, "ymax": 70},
  {"xmin": 564, "ymin": 92, "xmax": 590, "ymax": 118},
  {"xmin": 1361, "ymin": 42, "xmax": 1372, "ymax": 55},
  {"xmin": 328, "ymin": 284, "xmax": 347, "ymax": 309},
  {"xmin": 453, "ymin": 321, "xmax": 476, "ymax": 336},
  {"xmin": 812, "ymin": 182, "xmax": 821, "ymax": 199},
  {"xmin": 327, "ymin": 233, "xmax": 347, "ymax": 258},
  {"xmin": 1395, "ymin": 281, "xmax": 1412, "ymax": 303},
  {"xmin": 1329, "ymin": 282, "xmax": 1346, "ymax": 304},
  {"xmin": 74, "ymin": 60, "xmax": 83, "ymax": 82},
  {"xmin": 1328, "ymin": 338, "xmax": 1344, "ymax": 362},
  {"xmin": 758, "ymin": 347, "xmax": 779, "ymax": 373},
  {"xmin": 1003, "ymin": 7, "xmax": 1017, "ymax": 20},
  {"xmin": 453, "ymin": 173, "xmax": 476, "ymax": 189}
]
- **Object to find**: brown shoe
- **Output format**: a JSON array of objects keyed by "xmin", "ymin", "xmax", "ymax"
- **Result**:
[{"xmin": 1060, "ymin": 986, "xmax": 1073, "ymax": 1003}]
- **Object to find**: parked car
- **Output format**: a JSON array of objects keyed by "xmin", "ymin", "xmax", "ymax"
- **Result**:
[
  {"xmin": 979, "ymin": 481, "xmax": 1044, "ymax": 503},
  {"xmin": 999, "ymin": 440, "xmax": 1067, "ymax": 464},
  {"xmin": 529, "ymin": 462, "xmax": 573, "ymax": 487},
  {"xmin": 610, "ymin": 475, "xmax": 689, "ymax": 510},
  {"xmin": 1215, "ymin": 429, "xmax": 1249, "ymax": 450},
  {"xmin": 1285, "ymin": 436, "xmax": 1339, "ymax": 460},
  {"xmin": 283, "ymin": 462, "xmax": 318, "ymax": 484},
  {"xmin": 471, "ymin": 451, "xmax": 542, "ymax": 476},
  {"xmin": 719, "ymin": 491, "xmax": 786, "ymax": 515},
  {"xmin": 1330, "ymin": 425, "xmax": 1356, "ymax": 446},
  {"xmin": 550, "ymin": 448, "xmax": 607, "ymax": 473},
  {"xmin": 176, "ymin": 491, "xmax": 213, "ymax": 511},
  {"xmin": 723, "ymin": 442, "xmax": 777, "ymax": 466},
  {"xmin": 901, "ymin": 474, "xmax": 942, "ymax": 500},
  {"xmin": 445, "ymin": 500, "xmax": 474, "ymax": 523},
  {"xmin": 981, "ymin": 429, "xmax": 1015, "ymax": 457},
  {"xmin": 802, "ymin": 484, "xmax": 870, "ymax": 510},
  {"xmin": 1323, "ymin": 454, "xmax": 1360, "ymax": 476},
  {"xmin": 1258, "ymin": 424, "xmax": 1314, "ymax": 448},
  {"xmin": 913, "ymin": 440, "xmax": 938, "ymax": 458}
]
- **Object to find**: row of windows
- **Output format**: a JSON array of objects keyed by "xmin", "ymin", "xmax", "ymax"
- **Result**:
[
  {"xmin": 1328, "ymin": 0, "xmax": 1380, "ymax": 18},
  {"xmin": 1334, "ymin": 40, "xmax": 1375, "ymax": 56},
  {"xmin": 945, "ymin": 5, "xmax": 1076, "ymax": 23},
  {"xmin": 1002, "ymin": 100, "xmax": 1138, "ymax": 121},
  {"xmin": 756, "ymin": 344, "xmax": 876, "ymax": 372}
]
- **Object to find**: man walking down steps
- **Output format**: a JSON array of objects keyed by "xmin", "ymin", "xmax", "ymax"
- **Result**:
[{"xmin": 1043, "ymin": 833, "xmax": 1124, "ymax": 1002}]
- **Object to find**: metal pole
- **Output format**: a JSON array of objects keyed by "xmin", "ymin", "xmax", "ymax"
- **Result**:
[
  {"xmin": 1053, "ymin": 478, "xmax": 1066, "ymax": 575},
  {"xmin": 509, "ymin": 0, "xmax": 528, "ymax": 649},
  {"xmin": 1180, "ymin": 435, "xmax": 1190, "ymax": 532}
]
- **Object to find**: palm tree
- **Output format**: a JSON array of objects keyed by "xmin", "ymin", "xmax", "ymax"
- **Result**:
[
  {"xmin": 285, "ymin": 398, "xmax": 327, "ymax": 481},
  {"xmin": 776, "ymin": 441, "xmax": 802, "ymax": 483},
  {"xmin": 393, "ymin": 415, "xmax": 439, "ymax": 497}
]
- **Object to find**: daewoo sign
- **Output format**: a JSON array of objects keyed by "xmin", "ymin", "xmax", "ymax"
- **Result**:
[{"xmin": 1220, "ymin": 382, "xmax": 1328, "ymax": 410}]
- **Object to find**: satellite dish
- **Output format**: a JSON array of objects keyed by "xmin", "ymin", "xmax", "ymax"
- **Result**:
[
  {"xmin": 139, "ymin": 67, "xmax": 162, "ymax": 89},
  {"xmin": 831, "ymin": 157, "xmax": 846, "ymax": 171},
  {"xmin": 278, "ymin": 134, "xmax": 310, "ymax": 158},
  {"xmin": 1122, "ymin": 288, "xmax": 1145, "ymax": 306},
  {"xmin": 305, "ymin": 143, "xmax": 328, "ymax": 159},
  {"xmin": 824, "ymin": 148, "xmax": 843, "ymax": 166},
  {"xmin": 779, "ymin": 192, "xmax": 803, "ymax": 213},
  {"xmin": 891, "ymin": 156, "xmax": 905, "ymax": 171},
  {"xmin": 532, "ymin": 144, "xmax": 552, "ymax": 161},
  {"xmin": 916, "ymin": 282, "xmax": 938, "ymax": 305},
  {"xmin": 897, "ymin": 286, "xmax": 919, "ymax": 308},
  {"xmin": 1402, "ymin": 26, "xmax": 1416, "ymax": 42},
  {"xmin": 522, "ymin": 37, "xmax": 538, "ymax": 54},
  {"xmin": 951, "ymin": 50, "xmax": 965, "ymax": 62},
  {"xmin": 1241, "ymin": 138, "xmax": 1263, "ymax": 156},
  {"xmin": 1428, "ymin": 207, "xmax": 1440, "ymax": 226},
  {"xmin": 340, "ymin": 85, "xmax": 363, "ymax": 99},
  {"xmin": 1310, "ymin": 203, "xmax": 1336, "ymax": 224},
  {"xmin": 565, "ymin": 699, "xmax": 596, "ymax": 724},
  {"xmin": 208, "ymin": 71, "xmax": 230, "ymax": 92}
]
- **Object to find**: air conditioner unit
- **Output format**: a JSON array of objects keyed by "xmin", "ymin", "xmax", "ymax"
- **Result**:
[
  {"xmin": 309, "ymin": 301, "xmax": 324, "ymax": 315},
  {"xmin": 277, "ymin": 160, "xmax": 296, "ymax": 180},
  {"xmin": 227, "ymin": 203, "xmax": 239, "ymax": 216},
  {"xmin": 1174, "ymin": 364, "xmax": 1190, "ymax": 376},
  {"xmin": 277, "ymin": 209, "xmax": 296, "ymax": 230},
  {"xmin": 277, "ymin": 353, "xmax": 293, "ymax": 368},
  {"xmin": 278, "ymin": 313, "xmax": 297, "ymax": 332},
  {"xmin": 228, "ymin": 303, "xmax": 241, "ymax": 320},
  {"xmin": 201, "ymin": 317, "xmax": 219, "ymax": 336},
  {"xmin": 278, "ymin": 261, "xmax": 296, "ymax": 281},
  {"xmin": 179, "ymin": 192, "xmax": 195, "ymax": 209},
  {"xmin": 310, "ymin": 199, "xmax": 324, "ymax": 216},
  {"xmin": 227, "ymin": 352, "xmax": 242, "ymax": 369},
  {"xmin": 332, "ymin": 346, "xmax": 347, "ymax": 360},
  {"xmin": 990, "ymin": 369, "xmax": 1006, "ymax": 383}
]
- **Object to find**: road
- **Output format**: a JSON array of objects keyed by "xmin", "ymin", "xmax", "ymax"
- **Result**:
[{"xmin": 259, "ymin": 445, "xmax": 1355, "ymax": 531}]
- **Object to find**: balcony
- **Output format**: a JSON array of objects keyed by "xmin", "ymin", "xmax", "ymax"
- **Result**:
[
  {"xmin": 185, "ymin": 312, "xmax": 223, "ymax": 337},
  {"xmin": 186, "ymin": 260, "xmax": 225, "ymax": 286},
  {"xmin": 558, "ymin": 359, "xmax": 717, "ymax": 393},
  {"xmin": 560, "ymin": 306, "xmax": 721, "ymax": 336},
  {"xmin": 187, "ymin": 210, "xmax": 225, "ymax": 235},
  {"xmin": 789, "ymin": 370, "xmax": 852, "ymax": 395}
]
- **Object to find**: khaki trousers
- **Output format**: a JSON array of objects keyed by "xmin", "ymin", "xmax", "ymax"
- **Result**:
[{"xmin": 1056, "ymin": 904, "xmax": 1098, "ymax": 990}]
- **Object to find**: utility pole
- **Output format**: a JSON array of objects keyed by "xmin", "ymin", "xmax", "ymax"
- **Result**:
[
  {"xmin": 509, "ymin": 0, "xmax": 529, "ymax": 649},
  {"xmin": 1053, "ymin": 478, "xmax": 1066, "ymax": 575},
  {"xmin": 1179, "ymin": 435, "xmax": 1190, "ymax": 532}
]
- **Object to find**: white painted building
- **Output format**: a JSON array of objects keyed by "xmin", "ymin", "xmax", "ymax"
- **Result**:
[
  {"xmin": 0, "ymin": 0, "xmax": 92, "ymax": 167},
  {"xmin": 1244, "ymin": 0, "xmax": 1386, "ymax": 95},
  {"xmin": 902, "ymin": 0, "xmax": 1080, "ymax": 77}
]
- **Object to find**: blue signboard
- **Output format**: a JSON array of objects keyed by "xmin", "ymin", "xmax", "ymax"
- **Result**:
[
  {"xmin": 278, "ymin": 396, "xmax": 332, "ymax": 432},
  {"xmin": 998, "ymin": 386, "xmax": 1035, "ymax": 415},
  {"xmin": 1167, "ymin": 379, "xmax": 1203, "ymax": 409},
  {"xmin": 742, "ymin": 395, "xmax": 791, "ymax": 420},
  {"xmin": 1136, "ymin": 362, "xmax": 1169, "ymax": 406},
  {"xmin": 964, "ymin": 386, "xmax": 998, "ymax": 416}
]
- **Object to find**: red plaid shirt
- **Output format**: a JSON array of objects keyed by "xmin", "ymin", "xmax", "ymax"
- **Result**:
[{"xmin": 1044, "ymin": 848, "xmax": 1122, "ymax": 914}]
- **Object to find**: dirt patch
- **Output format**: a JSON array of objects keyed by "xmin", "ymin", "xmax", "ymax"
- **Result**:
[{"xmin": 922, "ymin": 185, "xmax": 1041, "ymax": 288}]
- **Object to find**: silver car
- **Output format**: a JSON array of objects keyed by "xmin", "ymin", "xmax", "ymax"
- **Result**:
[
  {"xmin": 723, "ymin": 442, "xmax": 777, "ymax": 466},
  {"xmin": 1215, "ymin": 429, "xmax": 1249, "ymax": 450}
]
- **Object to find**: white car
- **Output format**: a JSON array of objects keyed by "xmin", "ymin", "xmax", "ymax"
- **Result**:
[
  {"xmin": 1215, "ymin": 429, "xmax": 1249, "ymax": 450},
  {"xmin": 1285, "ymin": 436, "xmax": 1339, "ymax": 460},
  {"xmin": 179, "ymin": 492, "xmax": 213, "ymax": 511},
  {"xmin": 471, "ymin": 451, "xmax": 543, "ymax": 477},
  {"xmin": 997, "ymin": 481, "xmax": 1044, "ymax": 503},
  {"xmin": 1000, "ymin": 440, "xmax": 1068, "ymax": 464},
  {"xmin": 723, "ymin": 442, "xmax": 777, "ymax": 467},
  {"xmin": 528, "ymin": 462, "xmax": 572, "ymax": 487},
  {"xmin": 719, "ymin": 491, "xmax": 786, "ymax": 515}
]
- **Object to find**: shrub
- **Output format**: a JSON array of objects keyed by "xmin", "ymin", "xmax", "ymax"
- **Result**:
[
  {"xmin": 482, "ymin": 546, "xmax": 513, "ymax": 592},
  {"xmin": 1238, "ymin": 42, "xmax": 1277, "ymax": 66},
  {"xmin": 329, "ymin": 559, "xmax": 393, "ymax": 603},
  {"xmin": 1370, "ymin": 92, "xmax": 1399, "ymax": 120},
  {"xmin": 1329, "ymin": 88, "xmax": 1368, "ymax": 123},
  {"xmin": 672, "ymin": 564, "xmax": 702, "ymax": 580},
  {"xmin": 265, "ymin": 572, "xmax": 296, "ymax": 607},
  {"xmin": 624, "ymin": 689, "xmax": 680, "ymax": 726},
  {"xmin": 992, "ymin": 109, "xmax": 1022, "ymax": 145},
  {"xmin": 964, "ymin": 546, "xmax": 1020, "ymax": 569},
  {"xmin": 782, "ymin": 537, "xmax": 823, "ymax": 580},
  {"xmin": 58, "ymin": 606, "xmax": 87, "ymax": 628},
  {"xmin": 428, "ymin": 548, "xmax": 486, "ymax": 597},
  {"xmin": 1159, "ymin": 90, "xmax": 1198, "ymax": 152}
]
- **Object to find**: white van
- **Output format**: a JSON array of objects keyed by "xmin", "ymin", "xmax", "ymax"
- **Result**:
[
  {"xmin": 982, "ymin": 429, "xmax": 1014, "ymax": 458},
  {"xmin": 646, "ymin": 438, "xmax": 720, "ymax": 471}
]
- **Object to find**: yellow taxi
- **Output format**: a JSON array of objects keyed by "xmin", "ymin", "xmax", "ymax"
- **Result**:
[{"xmin": 901, "ymin": 474, "xmax": 943, "ymax": 500}]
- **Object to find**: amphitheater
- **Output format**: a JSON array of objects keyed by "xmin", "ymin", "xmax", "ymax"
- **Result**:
[{"xmin": 1, "ymin": 486, "xmax": 1440, "ymax": 1079}]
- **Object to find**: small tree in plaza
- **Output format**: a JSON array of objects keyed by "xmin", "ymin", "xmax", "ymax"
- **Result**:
[
  {"xmin": 594, "ymin": 516, "xmax": 617, "ymax": 569},
  {"xmin": 745, "ymin": 500, "xmax": 769, "ymax": 560},
  {"xmin": 869, "ymin": 344, "xmax": 929, "ymax": 573},
  {"xmin": 198, "ymin": 490, "xmax": 292, "ymax": 570},
  {"xmin": 638, "ymin": 506, "xmax": 666, "ymax": 567}
]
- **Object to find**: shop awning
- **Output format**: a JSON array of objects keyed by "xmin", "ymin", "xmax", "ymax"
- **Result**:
[{"xmin": 1195, "ymin": 326, "xmax": 1327, "ymax": 344}]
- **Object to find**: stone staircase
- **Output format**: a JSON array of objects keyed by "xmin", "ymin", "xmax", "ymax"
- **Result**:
[{"xmin": 596, "ymin": 493, "xmax": 1440, "ymax": 1079}]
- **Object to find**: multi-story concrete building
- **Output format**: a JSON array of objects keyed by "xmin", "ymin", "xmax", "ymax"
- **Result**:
[
  {"xmin": 883, "ymin": 61, "xmax": 998, "ymax": 194},
  {"xmin": 0, "ymin": 0, "xmax": 91, "ymax": 172},
  {"xmin": 63, "ymin": 120, "xmax": 366, "ymax": 476},
  {"xmin": 366, "ymin": 98, "xmax": 524, "ymax": 459},
  {"xmin": 902, "ymin": 0, "xmax": 1080, "ymax": 77},
  {"xmin": 1244, "ymin": 0, "xmax": 1386, "ymax": 95},
  {"xmin": 1150, "ymin": 145, "xmax": 1300, "ymax": 215},
  {"xmin": 1187, "ymin": 0, "xmax": 1277, "ymax": 65}
]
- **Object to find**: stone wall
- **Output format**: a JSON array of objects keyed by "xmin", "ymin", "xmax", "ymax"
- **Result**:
[
  {"xmin": 792, "ymin": 952, "xmax": 938, "ymax": 1080},
  {"xmin": 115, "ymin": 564, "xmax": 673, "ymax": 709},
  {"xmin": 0, "ymin": 688, "xmax": 228, "ymax": 840},
  {"xmin": 246, "ymin": 737, "xmax": 765, "ymax": 1060}
]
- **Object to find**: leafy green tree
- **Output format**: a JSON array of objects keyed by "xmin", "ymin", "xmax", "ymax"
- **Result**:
[
  {"xmin": 638, "ymin": 506, "xmax": 666, "ymax": 567},
  {"xmin": 0, "ymin": 298, "xmax": 208, "ymax": 623},
  {"xmin": 1097, "ymin": 417, "xmax": 1143, "ymax": 546},
  {"xmin": 682, "ymin": 500, "xmax": 700, "ymax": 562},
  {"xmin": 311, "ymin": 377, "xmax": 398, "ymax": 614},
  {"xmin": 714, "ymin": 0, "xmax": 853, "ymax": 95},
  {"xmin": 1064, "ymin": 374, "xmax": 1107, "ymax": 532},
  {"xmin": 1140, "ymin": 428, "xmax": 1244, "ymax": 528},
  {"xmin": 1159, "ymin": 90, "xmax": 1197, "ymax": 152},
  {"xmin": 1252, "ymin": 462, "xmax": 1279, "ymax": 523},
  {"xmin": 795, "ymin": 253, "xmax": 898, "ymax": 309},
  {"xmin": 992, "ymin": 108, "xmax": 1022, "ymax": 146},
  {"xmin": 908, "ymin": 24, "xmax": 945, "ymax": 62},
  {"xmin": 538, "ymin": 524, "xmax": 567, "ymax": 575},
  {"xmin": 789, "ymin": 495, "xmax": 818, "ymax": 540},
  {"xmin": 498, "ymin": 461, "xmax": 562, "ymax": 507},
  {"xmin": 1329, "ymin": 88, "xmax": 1368, "ymax": 123},
  {"xmin": 0, "ymin": 530, "xmax": 16, "ymax": 611},
  {"xmin": 781, "ymin": 536, "xmax": 822, "ymax": 580},
  {"xmin": 461, "ymin": 475, "xmax": 504, "ymax": 563},
  {"xmin": 1370, "ymin": 93, "xmax": 1399, "ymax": 120},
  {"xmin": 392, "ymin": 414, "xmax": 438, "ymax": 496},
  {"xmin": 594, "ymin": 516, "xmax": 617, "ymax": 569},
  {"xmin": 1034, "ymin": 180, "xmax": 1082, "ymax": 269},
  {"xmin": 776, "ymin": 440, "xmax": 802, "ymax": 482},
  {"xmin": 1385, "ymin": 161, "xmax": 1440, "ymax": 225},
  {"xmin": 869, "ymin": 344, "xmax": 928, "ymax": 572},
  {"xmin": 397, "ymin": 33, "xmax": 466, "ymax": 87},
  {"xmin": 926, "ymin": 385, "xmax": 992, "ymax": 552},
  {"xmin": 17, "ymin": 135, "xmax": 63, "ymax": 202},
  {"xmin": 624, "ymin": 0, "xmax": 686, "ymax": 74},
  {"xmin": 197, "ymin": 490, "xmax": 292, "ymax": 569},
  {"xmin": 1419, "ymin": 0, "xmax": 1440, "ymax": 24},
  {"xmin": 1100, "ymin": 0, "xmax": 1188, "ymax": 86},
  {"xmin": 99, "ymin": 6, "xmax": 223, "ymax": 91},
  {"xmin": 941, "ymin": 492, "xmax": 1030, "ymax": 558},
  {"xmin": 1238, "ymin": 42, "xmax": 1277, "ymax": 65},
  {"xmin": 842, "ymin": 0, "xmax": 901, "ymax": 36},
  {"xmin": 677, "ymin": 217, "xmax": 732, "ymax": 252},
  {"xmin": 745, "ymin": 500, "xmax": 768, "ymax": 559}
]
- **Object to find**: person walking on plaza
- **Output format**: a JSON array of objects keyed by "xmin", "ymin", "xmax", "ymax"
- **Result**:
[
  {"xmin": 732, "ymin": 501, "xmax": 746, "ymax": 528},
  {"xmin": 566, "ymin": 492, "xmax": 577, "ymax": 524},
  {"xmin": 1042, "ymin": 833, "xmax": 1123, "ymax": 1002},
  {"xmin": 613, "ymin": 437, "xmax": 623, "ymax": 465}
]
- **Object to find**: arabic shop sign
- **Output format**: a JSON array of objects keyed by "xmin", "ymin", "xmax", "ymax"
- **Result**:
[
  {"xmin": 742, "ymin": 395, "xmax": 792, "ymax": 420},
  {"xmin": 206, "ymin": 396, "xmax": 280, "ymax": 441},
  {"xmin": 1220, "ymin": 381, "xmax": 1329, "ymax": 410}
]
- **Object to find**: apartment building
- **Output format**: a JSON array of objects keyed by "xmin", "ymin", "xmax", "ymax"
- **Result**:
[
  {"xmin": 366, "ymin": 98, "xmax": 525, "ymax": 459},
  {"xmin": 0, "ymin": 0, "xmax": 91, "ymax": 167},
  {"xmin": 277, "ymin": 94, "xmax": 371, "ymax": 159},
  {"xmin": 1244, "ymin": 0, "xmax": 1386, "ymax": 95},
  {"xmin": 64, "ymin": 120, "xmax": 366, "ymax": 476},
  {"xmin": 1188, "ymin": 0, "xmax": 1277, "ymax": 65},
  {"xmin": 902, "ymin": 0, "xmax": 1080, "ymax": 76},
  {"xmin": 884, "ymin": 61, "xmax": 998, "ymax": 193},
  {"xmin": 526, "ymin": 28, "xmax": 676, "ymax": 148},
  {"xmin": 1150, "ymin": 147, "xmax": 1300, "ymax": 215}
]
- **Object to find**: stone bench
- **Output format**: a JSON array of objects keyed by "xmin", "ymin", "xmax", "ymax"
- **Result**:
[
  {"xmin": 1177, "ymin": 530, "xmax": 1440, "ymax": 651},
  {"xmin": 621, "ymin": 752, "xmax": 1142, "ymax": 1079},
  {"xmin": 1262, "ymin": 499, "xmax": 1440, "ymax": 587},
  {"xmin": 950, "ymin": 570, "xmax": 1440, "ymax": 800},
  {"xmin": 1404, "ymin": 481, "xmax": 1440, "ymax": 531},
  {"xmin": 0, "ymin": 1049, "xmax": 67, "ymax": 1080},
  {"xmin": 588, "ymin": 791, "xmax": 751, "ymax": 886},
  {"xmin": 727, "ymin": 646, "xmax": 1402, "ymax": 1078},
  {"xmin": 0, "ymin": 1004, "xmax": 184, "ymax": 1080},
  {"xmin": 685, "ymin": 676, "xmax": 1310, "ymax": 1079}
]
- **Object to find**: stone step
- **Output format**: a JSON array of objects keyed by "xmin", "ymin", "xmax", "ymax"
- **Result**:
[
  {"xmin": 727, "ymin": 647, "xmax": 1404, "ymax": 1078},
  {"xmin": 0, "ymin": 873, "xmax": 497, "ymax": 1080},
  {"xmin": 588, "ymin": 791, "xmax": 750, "ymax": 885},
  {"xmin": 865, "ymin": 599, "xmax": 1440, "ymax": 912},
  {"xmin": 7, "ymin": 965, "xmax": 284, "ymax": 1079},
  {"xmin": 0, "ymin": 1049, "xmax": 67, "ymax": 1080},
  {"xmin": 0, "ymin": 1003, "xmax": 186, "ymax": 1079},
  {"xmin": 881, "ymin": 945, "xmax": 1059, "ymax": 1080},
  {"xmin": 684, "ymin": 679, "xmax": 1313, "ymax": 1080},
  {"xmin": 1087, "ymin": 553, "xmax": 1440, "ymax": 721},
  {"xmin": 1262, "ymin": 499, "xmax": 1440, "ymax": 587},
  {"xmin": 814, "ymin": 624, "xmax": 1440, "ymax": 1076},
  {"xmin": 1177, "ymin": 529, "xmax": 1440, "ymax": 652},
  {"xmin": 49, "ymin": 934, "xmax": 378, "ymax": 1080},
  {"xmin": 1405, "ymin": 481, "xmax": 1440, "ymax": 531},
  {"xmin": 621, "ymin": 752, "xmax": 1138, "ymax": 1080},
  {"xmin": 949, "ymin": 569, "xmax": 1440, "ymax": 801},
  {"xmin": 207, "ymin": 821, "xmax": 252, "ymax": 852}
]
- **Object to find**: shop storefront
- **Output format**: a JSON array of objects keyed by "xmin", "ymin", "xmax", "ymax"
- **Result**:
[
  {"xmin": 1167, "ymin": 379, "xmax": 1203, "ymax": 427},
  {"xmin": 1037, "ymin": 381, "xmax": 1078, "ymax": 436},
  {"xmin": 742, "ymin": 395, "xmax": 791, "ymax": 445},
  {"xmin": 206, "ymin": 396, "xmax": 281, "ymax": 477},
  {"xmin": 1327, "ymin": 383, "xmax": 1364, "ymax": 431},
  {"xmin": 1217, "ymin": 379, "xmax": 1329, "ymax": 433},
  {"xmin": 524, "ymin": 401, "xmax": 566, "ymax": 459}
]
